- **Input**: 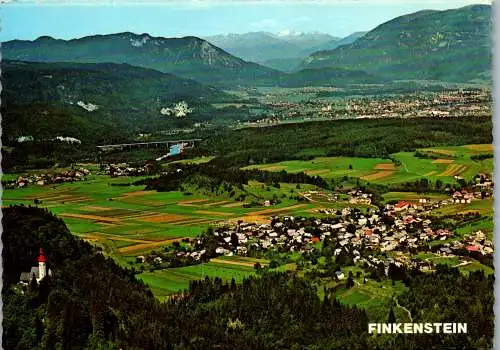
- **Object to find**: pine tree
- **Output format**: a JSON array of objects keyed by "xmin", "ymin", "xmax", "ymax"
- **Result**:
[
  {"xmin": 388, "ymin": 306, "xmax": 396, "ymax": 324},
  {"xmin": 29, "ymin": 273, "xmax": 38, "ymax": 292}
]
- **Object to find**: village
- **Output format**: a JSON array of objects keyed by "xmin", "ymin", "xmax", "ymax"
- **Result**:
[
  {"xmin": 4, "ymin": 168, "xmax": 91, "ymax": 189},
  {"xmin": 257, "ymin": 88, "xmax": 491, "ymax": 123},
  {"xmin": 138, "ymin": 183, "xmax": 494, "ymax": 278}
]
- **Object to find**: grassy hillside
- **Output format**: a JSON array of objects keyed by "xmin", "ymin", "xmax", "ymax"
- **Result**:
[{"xmin": 244, "ymin": 144, "xmax": 494, "ymax": 185}]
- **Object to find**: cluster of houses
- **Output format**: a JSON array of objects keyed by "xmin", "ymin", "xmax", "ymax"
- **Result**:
[
  {"xmin": 137, "ymin": 190, "xmax": 493, "ymax": 273},
  {"xmin": 210, "ymin": 219, "xmax": 323, "ymax": 256},
  {"xmin": 473, "ymin": 173, "xmax": 494, "ymax": 191},
  {"xmin": 348, "ymin": 189, "xmax": 372, "ymax": 205},
  {"xmin": 5, "ymin": 168, "xmax": 91, "ymax": 188},
  {"xmin": 451, "ymin": 190, "xmax": 476, "ymax": 203},
  {"xmin": 101, "ymin": 162, "xmax": 156, "ymax": 177},
  {"xmin": 261, "ymin": 89, "xmax": 490, "ymax": 123},
  {"xmin": 345, "ymin": 90, "xmax": 490, "ymax": 119},
  {"xmin": 136, "ymin": 248, "xmax": 209, "ymax": 265},
  {"xmin": 464, "ymin": 230, "xmax": 494, "ymax": 256},
  {"xmin": 245, "ymin": 117, "xmax": 281, "ymax": 127}
]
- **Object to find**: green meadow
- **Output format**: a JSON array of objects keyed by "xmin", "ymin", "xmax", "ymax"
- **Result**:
[
  {"xmin": 3, "ymin": 174, "xmax": 336, "ymax": 263},
  {"xmin": 314, "ymin": 265, "xmax": 409, "ymax": 322},
  {"xmin": 244, "ymin": 144, "xmax": 493, "ymax": 185},
  {"xmin": 138, "ymin": 261, "xmax": 257, "ymax": 300}
]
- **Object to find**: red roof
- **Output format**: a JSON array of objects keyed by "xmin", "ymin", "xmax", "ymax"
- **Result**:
[
  {"xmin": 466, "ymin": 245, "xmax": 480, "ymax": 252},
  {"xmin": 311, "ymin": 237, "xmax": 320, "ymax": 243},
  {"xmin": 395, "ymin": 201, "xmax": 410, "ymax": 209},
  {"xmin": 404, "ymin": 216, "xmax": 415, "ymax": 224},
  {"xmin": 364, "ymin": 229, "xmax": 373, "ymax": 236},
  {"xmin": 38, "ymin": 247, "xmax": 46, "ymax": 263}
]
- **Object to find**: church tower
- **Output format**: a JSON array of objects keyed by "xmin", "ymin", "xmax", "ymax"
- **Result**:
[{"xmin": 38, "ymin": 247, "xmax": 46, "ymax": 281}]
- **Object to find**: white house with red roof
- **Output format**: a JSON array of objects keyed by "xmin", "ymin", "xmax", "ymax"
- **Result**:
[{"xmin": 394, "ymin": 201, "xmax": 410, "ymax": 212}]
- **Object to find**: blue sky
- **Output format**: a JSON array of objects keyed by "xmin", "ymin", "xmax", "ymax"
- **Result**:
[{"xmin": 0, "ymin": 0, "xmax": 491, "ymax": 41}]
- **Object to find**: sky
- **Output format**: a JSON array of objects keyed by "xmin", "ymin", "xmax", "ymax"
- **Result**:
[{"xmin": 0, "ymin": 0, "xmax": 492, "ymax": 42}]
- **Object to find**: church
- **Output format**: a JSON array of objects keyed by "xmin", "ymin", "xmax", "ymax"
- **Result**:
[{"xmin": 19, "ymin": 247, "xmax": 52, "ymax": 286}]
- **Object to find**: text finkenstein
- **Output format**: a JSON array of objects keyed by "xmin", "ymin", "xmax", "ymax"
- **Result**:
[{"xmin": 368, "ymin": 323, "xmax": 467, "ymax": 334}]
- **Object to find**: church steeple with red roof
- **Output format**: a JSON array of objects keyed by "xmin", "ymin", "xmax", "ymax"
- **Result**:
[
  {"xmin": 38, "ymin": 247, "xmax": 46, "ymax": 263},
  {"xmin": 38, "ymin": 246, "xmax": 46, "ymax": 280}
]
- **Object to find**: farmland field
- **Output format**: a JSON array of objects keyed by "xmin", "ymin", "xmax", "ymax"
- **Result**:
[
  {"xmin": 244, "ymin": 144, "xmax": 493, "ymax": 185},
  {"xmin": 2, "ymin": 174, "xmax": 332, "ymax": 262},
  {"xmin": 137, "ymin": 261, "xmax": 257, "ymax": 300},
  {"xmin": 4, "ymin": 147, "xmax": 494, "ymax": 300}
]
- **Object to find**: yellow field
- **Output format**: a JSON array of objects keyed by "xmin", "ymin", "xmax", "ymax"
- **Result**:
[
  {"xmin": 360, "ymin": 171, "xmax": 396, "ymax": 181},
  {"xmin": 464, "ymin": 144, "xmax": 493, "ymax": 152},
  {"xmin": 230, "ymin": 215, "xmax": 271, "ymax": 224},
  {"xmin": 140, "ymin": 214, "xmax": 192, "ymax": 223},
  {"xmin": 432, "ymin": 159, "xmax": 454, "ymax": 164},
  {"xmin": 211, "ymin": 258, "xmax": 266, "ymax": 268},
  {"xmin": 251, "ymin": 204, "xmax": 308, "ymax": 215},
  {"xmin": 440, "ymin": 164, "xmax": 468, "ymax": 176},
  {"xmin": 374, "ymin": 163, "xmax": 397, "ymax": 170},
  {"xmin": 60, "ymin": 213, "xmax": 121, "ymax": 223},
  {"xmin": 304, "ymin": 169, "xmax": 331, "ymax": 175},
  {"xmin": 80, "ymin": 205, "xmax": 114, "ymax": 211},
  {"xmin": 86, "ymin": 232, "xmax": 154, "ymax": 244},
  {"xmin": 118, "ymin": 238, "xmax": 186, "ymax": 253},
  {"xmin": 177, "ymin": 199, "xmax": 209, "ymax": 206},
  {"xmin": 260, "ymin": 165, "xmax": 287, "ymax": 171},
  {"xmin": 421, "ymin": 148, "xmax": 456, "ymax": 156},
  {"xmin": 203, "ymin": 200, "xmax": 233, "ymax": 207},
  {"xmin": 222, "ymin": 202, "xmax": 245, "ymax": 208},
  {"xmin": 195, "ymin": 210, "xmax": 233, "ymax": 216}
]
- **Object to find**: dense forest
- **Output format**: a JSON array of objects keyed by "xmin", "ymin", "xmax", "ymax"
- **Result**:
[
  {"xmin": 201, "ymin": 116, "xmax": 493, "ymax": 167},
  {"xmin": 137, "ymin": 163, "xmax": 328, "ymax": 193},
  {"xmin": 3, "ymin": 114, "xmax": 492, "ymax": 172},
  {"xmin": 3, "ymin": 206, "xmax": 494, "ymax": 349}
]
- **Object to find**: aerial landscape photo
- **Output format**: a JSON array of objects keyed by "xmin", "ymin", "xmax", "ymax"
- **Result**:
[{"xmin": 0, "ymin": 0, "xmax": 495, "ymax": 348}]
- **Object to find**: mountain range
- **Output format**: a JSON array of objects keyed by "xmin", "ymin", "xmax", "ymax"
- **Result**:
[
  {"xmin": 301, "ymin": 4, "xmax": 492, "ymax": 82},
  {"xmin": 2, "ymin": 33, "xmax": 284, "ymax": 89},
  {"xmin": 204, "ymin": 31, "xmax": 346, "ymax": 72},
  {"xmin": 1, "ymin": 3, "xmax": 492, "ymax": 145},
  {"xmin": 3, "ymin": 4, "xmax": 491, "ymax": 87}
]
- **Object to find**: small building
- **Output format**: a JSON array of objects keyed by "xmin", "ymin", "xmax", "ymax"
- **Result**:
[
  {"xmin": 394, "ymin": 201, "xmax": 410, "ymax": 212},
  {"xmin": 466, "ymin": 245, "xmax": 480, "ymax": 252},
  {"xmin": 335, "ymin": 271, "xmax": 345, "ymax": 280},
  {"xmin": 19, "ymin": 247, "xmax": 51, "ymax": 286}
]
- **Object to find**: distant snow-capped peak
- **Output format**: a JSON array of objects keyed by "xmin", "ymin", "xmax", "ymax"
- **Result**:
[{"xmin": 276, "ymin": 30, "xmax": 303, "ymax": 37}]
